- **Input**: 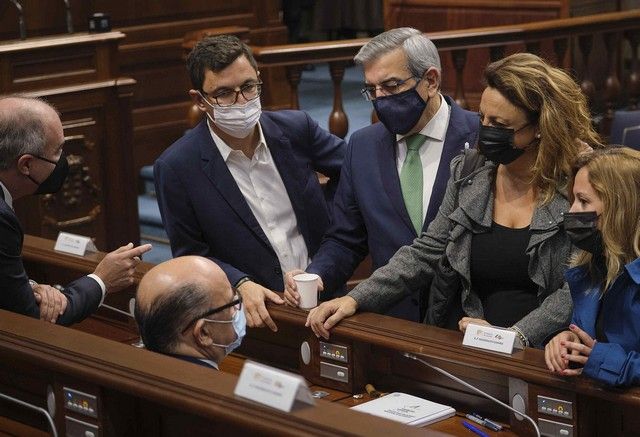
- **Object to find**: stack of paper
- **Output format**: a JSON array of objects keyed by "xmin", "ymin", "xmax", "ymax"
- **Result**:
[{"xmin": 351, "ymin": 392, "xmax": 455, "ymax": 426}]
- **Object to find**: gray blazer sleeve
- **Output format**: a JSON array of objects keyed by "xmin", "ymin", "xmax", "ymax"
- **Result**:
[
  {"xmin": 513, "ymin": 281, "xmax": 572, "ymax": 347},
  {"xmin": 348, "ymin": 154, "xmax": 466, "ymax": 312}
]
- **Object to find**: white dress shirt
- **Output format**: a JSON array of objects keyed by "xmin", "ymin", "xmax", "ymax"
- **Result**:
[
  {"xmin": 0, "ymin": 180, "xmax": 13, "ymax": 209},
  {"xmin": 208, "ymin": 121, "xmax": 310, "ymax": 275},
  {"xmin": 395, "ymin": 94, "xmax": 451, "ymax": 223}
]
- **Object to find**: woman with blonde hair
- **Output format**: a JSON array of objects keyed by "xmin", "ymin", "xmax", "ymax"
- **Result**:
[
  {"xmin": 545, "ymin": 147, "xmax": 640, "ymax": 386},
  {"xmin": 307, "ymin": 52, "xmax": 601, "ymax": 348}
]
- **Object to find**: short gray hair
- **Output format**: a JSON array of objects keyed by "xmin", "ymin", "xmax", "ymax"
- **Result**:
[
  {"xmin": 0, "ymin": 95, "xmax": 52, "ymax": 170},
  {"xmin": 354, "ymin": 27, "xmax": 441, "ymax": 80}
]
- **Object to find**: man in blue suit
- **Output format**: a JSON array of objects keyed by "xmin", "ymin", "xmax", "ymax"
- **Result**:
[
  {"xmin": 154, "ymin": 36, "xmax": 345, "ymax": 332},
  {"xmin": 284, "ymin": 28, "xmax": 479, "ymax": 322}
]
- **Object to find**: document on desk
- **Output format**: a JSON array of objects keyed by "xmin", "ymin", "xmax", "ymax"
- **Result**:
[{"xmin": 350, "ymin": 392, "xmax": 455, "ymax": 426}]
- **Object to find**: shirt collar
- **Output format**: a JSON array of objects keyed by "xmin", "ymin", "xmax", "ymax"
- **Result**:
[
  {"xmin": 0, "ymin": 181, "xmax": 13, "ymax": 209},
  {"xmin": 626, "ymin": 257, "xmax": 640, "ymax": 285},
  {"xmin": 207, "ymin": 118, "xmax": 266, "ymax": 162},
  {"xmin": 397, "ymin": 93, "xmax": 449, "ymax": 143},
  {"xmin": 199, "ymin": 358, "xmax": 220, "ymax": 370}
]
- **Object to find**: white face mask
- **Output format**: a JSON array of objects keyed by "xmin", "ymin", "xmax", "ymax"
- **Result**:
[{"xmin": 200, "ymin": 92, "xmax": 262, "ymax": 139}]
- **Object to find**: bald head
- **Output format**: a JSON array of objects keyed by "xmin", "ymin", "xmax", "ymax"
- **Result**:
[
  {"xmin": 135, "ymin": 256, "xmax": 233, "ymax": 354},
  {"xmin": 138, "ymin": 255, "xmax": 229, "ymax": 309}
]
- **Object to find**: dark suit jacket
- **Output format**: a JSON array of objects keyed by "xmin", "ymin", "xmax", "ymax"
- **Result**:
[
  {"xmin": 306, "ymin": 96, "xmax": 479, "ymax": 321},
  {"xmin": 0, "ymin": 190, "xmax": 102, "ymax": 325},
  {"xmin": 168, "ymin": 353, "xmax": 219, "ymax": 370},
  {"xmin": 154, "ymin": 110, "xmax": 345, "ymax": 291}
]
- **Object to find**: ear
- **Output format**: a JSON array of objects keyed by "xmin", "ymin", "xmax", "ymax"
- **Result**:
[
  {"xmin": 16, "ymin": 154, "xmax": 33, "ymax": 176},
  {"xmin": 423, "ymin": 67, "xmax": 440, "ymax": 95},
  {"xmin": 189, "ymin": 89, "xmax": 208, "ymax": 113},
  {"xmin": 193, "ymin": 319, "xmax": 213, "ymax": 347}
]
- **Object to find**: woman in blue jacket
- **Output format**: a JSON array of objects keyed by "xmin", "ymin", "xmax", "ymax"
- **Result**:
[{"xmin": 545, "ymin": 147, "xmax": 640, "ymax": 387}]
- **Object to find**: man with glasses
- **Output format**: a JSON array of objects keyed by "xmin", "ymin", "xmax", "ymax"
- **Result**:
[
  {"xmin": 0, "ymin": 95, "xmax": 152, "ymax": 324},
  {"xmin": 284, "ymin": 27, "xmax": 479, "ymax": 322},
  {"xmin": 135, "ymin": 256, "xmax": 244, "ymax": 370},
  {"xmin": 154, "ymin": 35, "xmax": 345, "ymax": 333}
]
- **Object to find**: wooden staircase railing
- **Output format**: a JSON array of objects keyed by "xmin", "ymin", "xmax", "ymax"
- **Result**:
[{"xmin": 250, "ymin": 9, "xmax": 640, "ymax": 139}]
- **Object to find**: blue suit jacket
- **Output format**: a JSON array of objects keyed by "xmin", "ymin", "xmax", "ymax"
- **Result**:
[
  {"xmin": 0, "ymin": 192, "xmax": 102, "ymax": 325},
  {"xmin": 154, "ymin": 110, "xmax": 345, "ymax": 291},
  {"xmin": 307, "ymin": 96, "xmax": 479, "ymax": 321},
  {"xmin": 567, "ymin": 258, "xmax": 640, "ymax": 387}
]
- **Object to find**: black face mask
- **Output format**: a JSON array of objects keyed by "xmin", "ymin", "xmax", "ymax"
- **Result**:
[
  {"xmin": 26, "ymin": 154, "xmax": 69, "ymax": 195},
  {"xmin": 372, "ymin": 83, "xmax": 427, "ymax": 135},
  {"xmin": 563, "ymin": 211, "xmax": 604, "ymax": 255},
  {"xmin": 477, "ymin": 123, "xmax": 533, "ymax": 165}
]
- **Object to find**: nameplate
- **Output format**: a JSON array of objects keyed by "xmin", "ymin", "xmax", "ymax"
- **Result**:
[
  {"xmin": 54, "ymin": 232, "xmax": 98, "ymax": 256},
  {"xmin": 234, "ymin": 360, "xmax": 314, "ymax": 412},
  {"xmin": 462, "ymin": 323, "xmax": 516, "ymax": 354}
]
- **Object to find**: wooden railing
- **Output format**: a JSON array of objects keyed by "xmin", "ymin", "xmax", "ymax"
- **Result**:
[{"xmin": 251, "ymin": 9, "xmax": 640, "ymax": 139}]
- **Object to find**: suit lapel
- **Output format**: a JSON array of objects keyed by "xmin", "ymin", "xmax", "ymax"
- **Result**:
[
  {"xmin": 424, "ymin": 97, "xmax": 476, "ymax": 228},
  {"xmin": 197, "ymin": 122, "xmax": 273, "ymax": 251},
  {"xmin": 376, "ymin": 129, "xmax": 416, "ymax": 236},
  {"xmin": 261, "ymin": 116, "xmax": 312, "ymax": 245}
]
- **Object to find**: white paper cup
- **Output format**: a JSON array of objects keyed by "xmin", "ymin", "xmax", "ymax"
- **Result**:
[{"xmin": 294, "ymin": 273, "xmax": 319, "ymax": 309}]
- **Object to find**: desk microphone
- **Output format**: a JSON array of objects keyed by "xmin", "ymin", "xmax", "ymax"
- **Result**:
[
  {"xmin": 62, "ymin": 0, "xmax": 73, "ymax": 33},
  {"xmin": 8, "ymin": 0, "xmax": 26, "ymax": 40},
  {"xmin": 403, "ymin": 352, "xmax": 541, "ymax": 437},
  {"xmin": 101, "ymin": 303, "xmax": 134, "ymax": 318},
  {"xmin": 53, "ymin": 284, "xmax": 135, "ymax": 318}
]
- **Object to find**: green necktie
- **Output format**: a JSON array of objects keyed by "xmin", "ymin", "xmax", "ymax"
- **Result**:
[{"xmin": 400, "ymin": 133, "xmax": 426, "ymax": 234}]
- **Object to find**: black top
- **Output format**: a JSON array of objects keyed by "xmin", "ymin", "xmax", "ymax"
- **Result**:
[{"xmin": 470, "ymin": 221, "xmax": 539, "ymax": 328}]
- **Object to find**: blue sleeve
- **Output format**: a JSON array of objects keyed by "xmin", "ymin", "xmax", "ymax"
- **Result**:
[
  {"xmin": 302, "ymin": 111, "xmax": 345, "ymax": 180},
  {"xmin": 301, "ymin": 112, "xmax": 345, "ymax": 210},
  {"xmin": 0, "ymin": 207, "xmax": 101, "ymax": 325},
  {"xmin": 583, "ymin": 342, "xmax": 640, "ymax": 387},
  {"xmin": 306, "ymin": 140, "xmax": 369, "ymax": 295},
  {"xmin": 153, "ymin": 158, "xmax": 248, "ymax": 286},
  {"xmin": 55, "ymin": 276, "xmax": 102, "ymax": 326}
]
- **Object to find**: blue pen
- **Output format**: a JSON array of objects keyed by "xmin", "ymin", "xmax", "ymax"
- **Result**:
[
  {"xmin": 469, "ymin": 413, "xmax": 502, "ymax": 431},
  {"xmin": 462, "ymin": 420, "xmax": 491, "ymax": 437}
]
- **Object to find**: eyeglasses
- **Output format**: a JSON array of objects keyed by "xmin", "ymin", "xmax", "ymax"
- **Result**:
[
  {"xmin": 361, "ymin": 76, "xmax": 420, "ymax": 101},
  {"xmin": 181, "ymin": 290, "xmax": 243, "ymax": 334},
  {"xmin": 202, "ymin": 81, "xmax": 263, "ymax": 107}
]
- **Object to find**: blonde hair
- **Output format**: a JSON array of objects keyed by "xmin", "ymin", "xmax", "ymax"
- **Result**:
[
  {"xmin": 484, "ymin": 53, "xmax": 601, "ymax": 204},
  {"xmin": 568, "ymin": 147, "xmax": 640, "ymax": 289}
]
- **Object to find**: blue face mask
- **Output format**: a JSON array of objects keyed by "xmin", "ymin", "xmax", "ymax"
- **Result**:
[
  {"xmin": 205, "ymin": 309, "xmax": 246, "ymax": 356},
  {"xmin": 372, "ymin": 83, "xmax": 427, "ymax": 135}
]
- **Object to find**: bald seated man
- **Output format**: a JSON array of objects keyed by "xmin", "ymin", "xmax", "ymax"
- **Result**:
[
  {"xmin": 135, "ymin": 256, "xmax": 246, "ymax": 370},
  {"xmin": 0, "ymin": 95, "xmax": 152, "ymax": 325}
]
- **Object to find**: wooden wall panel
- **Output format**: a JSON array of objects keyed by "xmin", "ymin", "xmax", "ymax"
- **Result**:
[
  {"xmin": 1, "ymin": 32, "xmax": 140, "ymax": 251},
  {"xmin": 1, "ymin": 1, "xmax": 290, "ymax": 187}
]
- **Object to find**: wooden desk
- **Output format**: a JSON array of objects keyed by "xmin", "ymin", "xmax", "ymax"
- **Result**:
[
  {"xmin": 223, "ymin": 354, "xmax": 516, "ymax": 435},
  {"xmin": 0, "ymin": 310, "xmax": 449, "ymax": 437},
  {"xmin": 18, "ymin": 234, "xmax": 640, "ymax": 436}
]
